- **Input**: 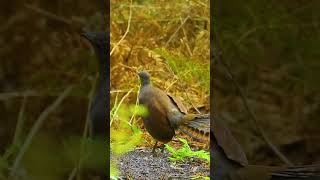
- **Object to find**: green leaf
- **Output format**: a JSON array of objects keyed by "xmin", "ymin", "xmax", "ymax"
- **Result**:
[{"xmin": 165, "ymin": 138, "xmax": 210, "ymax": 162}]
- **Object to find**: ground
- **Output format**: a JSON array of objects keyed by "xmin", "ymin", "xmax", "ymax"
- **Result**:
[{"xmin": 118, "ymin": 147, "xmax": 209, "ymax": 180}]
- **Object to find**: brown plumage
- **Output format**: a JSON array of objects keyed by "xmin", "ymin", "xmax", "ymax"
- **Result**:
[{"xmin": 138, "ymin": 71, "xmax": 209, "ymax": 153}]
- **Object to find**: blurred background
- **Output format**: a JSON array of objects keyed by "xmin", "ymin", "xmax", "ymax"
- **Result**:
[
  {"xmin": 213, "ymin": 0, "xmax": 320, "ymax": 166},
  {"xmin": 0, "ymin": 1, "xmax": 107, "ymax": 179}
]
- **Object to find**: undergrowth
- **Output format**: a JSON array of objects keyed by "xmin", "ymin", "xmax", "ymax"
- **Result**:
[
  {"xmin": 165, "ymin": 138, "xmax": 210, "ymax": 162},
  {"xmin": 110, "ymin": 104, "xmax": 147, "ymax": 178},
  {"xmin": 153, "ymin": 48, "xmax": 210, "ymax": 93}
]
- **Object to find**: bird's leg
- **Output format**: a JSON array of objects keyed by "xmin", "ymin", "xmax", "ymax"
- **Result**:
[
  {"xmin": 152, "ymin": 141, "xmax": 158, "ymax": 154},
  {"xmin": 160, "ymin": 144, "xmax": 165, "ymax": 153}
]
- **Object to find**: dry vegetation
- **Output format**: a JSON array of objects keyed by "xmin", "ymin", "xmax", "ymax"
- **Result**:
[{"xmin": 110, "ymin": 0, "xmax": 210, "ymax": 146}]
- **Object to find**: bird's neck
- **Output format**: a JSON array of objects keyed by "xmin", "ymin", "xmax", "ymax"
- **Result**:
[
  {"xmin": 141, "ymin": 81, "xmax": 150, "ymax": 87},
  {"xmin": 95, "ymin": 46, "xmax": 108, "ymax": 81},
  {"xmin": 98, "ymin": 62, "xmax": 107, "ymax": 81}
]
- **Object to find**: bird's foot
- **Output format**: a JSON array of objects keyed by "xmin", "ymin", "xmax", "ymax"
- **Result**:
[{"xmin": 152, "ymin": 152, "xmax": 159, "ymax": 157}]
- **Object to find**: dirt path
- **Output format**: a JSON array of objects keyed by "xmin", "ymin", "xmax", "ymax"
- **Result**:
[{"xmin": 118, "ymin": 147, "xmax": 209, "ymax": 179}]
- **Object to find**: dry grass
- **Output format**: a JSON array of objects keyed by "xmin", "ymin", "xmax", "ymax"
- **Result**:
[{"xmin": 110, "ymin": 0, "xmax": 210, "ymax": 126}]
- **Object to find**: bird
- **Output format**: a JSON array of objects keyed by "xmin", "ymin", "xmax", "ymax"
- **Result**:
[
  {"xmin": 211, "ymin": 116, "xmax": 320, "ymax": 180},
  {"xmin": 81, "ymin": 32, "xmax": 109, "ymax": 178},
  {"xmin": 81, "ymin": 32, "xmax": 109, "ymax": 137},
  {"xmin": 137, "ymin": 71, "xmax": 210, "ymax": 153}
]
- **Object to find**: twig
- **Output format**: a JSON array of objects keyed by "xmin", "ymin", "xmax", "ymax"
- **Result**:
[
  {"xmin": 0, "ymin": 91, "xmax": 38, "ymax": 100},
  {"xmin": 67, "ymin": 168, "xmax": 77, "ymax": 180},
  {"xmin": 25, "ymin": 4, "xmax": 71, "ymax": 25},
  {"xmin": 9, "ymin": 86, "xmax": 73, "ymax": 178},
  {"xmin": 86, "ymin": 75, "xmax": 98, "ymax": 137},
  {"xmin": 165, "ymin": 79, "xmax": 178, "ymax": 92},
  {"xmin": 68, "ymin": 76, "xmax": 97, "ymax": 180},
  {"xmin": 110, "ymin": 89, "xmax": 133, "ymax": 126},
  {"xmin": 165, "ymin": 16, "xmax": 190, "ymax": 48},
  {"xmin": 184, "ymin": 89, "xmax": 201, "ymax": 114},
  {"xmin": 215, "ymin": 53, "xmax": 293, "ymax": 166},
  {"xmin": 12, "ymin": 96, "xmax": 27, "ymax": 147},
  {"xmin": 161, "ymin": 56, "xmax": 202, "ymax": 114},
  {"xmin": 0, "ymin": 88, "xmax": 91, "ymax": 100},
  {"xmin": 118, "ymin": 63, "xmax": 138, "ymax": 72},
  {"xmin": 124, "ymin": 44, "xmax": 134, "ymax": 63},
  {"xmin": 110, "ymin": 0, "xmax": 133, "ymax": 56},
  {"xmin": 129, "ymin": 93, "xmax": 140, "ymax": 125},
  {"xmin": 180, "ymin": 19, "xmax": 193, "ymax": 57},
  {"xmin": 24, "ymin": 4, "xmax": 82, "ymax": 32},
  {"xmin": 112, "ymin": 17, "xmax": 207, "ymax": 24},
  {"xmin": 111, "ymin": 89, "xmax": 135, "ymax": 94},
  {"xmin": 194, "ymin": 0, "xmax": 208, "ymax": 7},
  {"xmin": 2, "ymin": 96, "xmax": 28, "ymax": 162}
]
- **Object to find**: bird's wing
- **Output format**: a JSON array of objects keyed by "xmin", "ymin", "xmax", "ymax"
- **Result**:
[{"xmin": 166, "ymin": 92, "xmax": 188, "ymax": 114}]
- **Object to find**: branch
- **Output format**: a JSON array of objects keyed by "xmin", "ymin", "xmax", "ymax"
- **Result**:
[{"xmin": 215, "ymin": 53, "xmax": 293, "ymax": 166}]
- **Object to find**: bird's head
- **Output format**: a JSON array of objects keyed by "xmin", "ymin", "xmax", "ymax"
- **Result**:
[
  {"xmin": 81, "ymin": 31, "xmax": 109, "ymax": 80},
  {"xmin": 81, "ymin": 32, "xmax": 108, "ymax": 65},
  {"xmin": 138, "ymin": 71, "xmax": 151, "ymax": 86},
  {"xmin": 82, "ymin": 32, "xmax": 108, "ymax": 49}
]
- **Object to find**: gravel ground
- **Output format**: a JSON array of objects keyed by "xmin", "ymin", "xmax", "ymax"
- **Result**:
[{"xmin": 118, "ymin": 148, "xmax": 209, "ymax": 180}]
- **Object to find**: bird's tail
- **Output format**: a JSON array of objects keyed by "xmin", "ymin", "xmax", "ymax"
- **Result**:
[
  {"xmin": 271, "ymin": 164, "xmax": 320, "ymax": 179},
  {"xmin": 178, "ymin": 114, "xmax": 210, "ymax": 143}
]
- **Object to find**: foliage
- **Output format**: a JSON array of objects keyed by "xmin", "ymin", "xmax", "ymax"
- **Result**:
[
  {"xmin": 191, "ymin": 175, "xmax": 210, "ymax": 180},
  {"xmin": 165, "ymin": 138, "xmax": 210, "ymax": 162},
  {"xmin": 110, "ymin": 160, "xmax": 119, "ymax": 179},
  {"xmin": 153, "ymin": 48, "xmax": 210, "ymax": 93},
  {"xmin": 110, "ymin": 104, "xmax": 147, "ymax": 177}
]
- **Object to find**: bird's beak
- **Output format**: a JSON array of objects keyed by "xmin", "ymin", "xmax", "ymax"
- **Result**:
[
  {"xmin": 81, "ymin": 32, "xmax": 87, "ymax": 38},
  {"xmin": 81, "ymin": 32, "xmax": 93, "ymax": 41},
  {"xmin": 81, "ymin": 32, "xmax": 95, "ymax": 50}
]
